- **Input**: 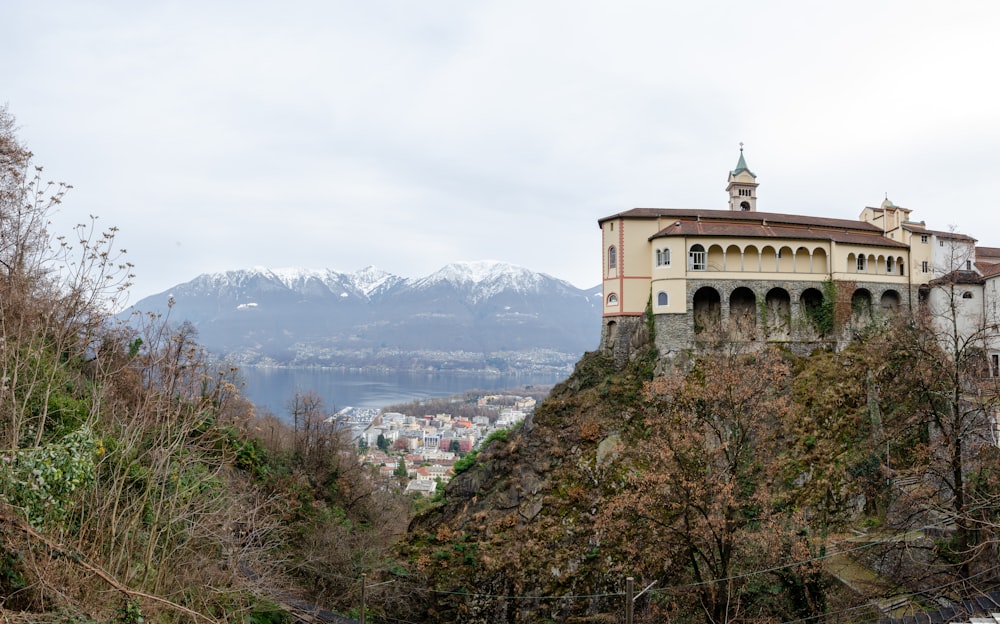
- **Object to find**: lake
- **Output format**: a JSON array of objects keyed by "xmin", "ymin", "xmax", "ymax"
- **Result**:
[{"xmin": 237, "ymin": 367, "xmax": 569, "ymax": 416}]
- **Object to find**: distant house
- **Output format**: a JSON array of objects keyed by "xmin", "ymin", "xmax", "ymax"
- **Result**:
[{"xmin": 404, "ymin": 479, "xmax": 437, "ymax": 497}]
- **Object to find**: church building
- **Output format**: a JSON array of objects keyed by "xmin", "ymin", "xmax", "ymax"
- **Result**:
[{"xmin": 598, "ymin": 147, "xmax": 1000, "ymax": 368}]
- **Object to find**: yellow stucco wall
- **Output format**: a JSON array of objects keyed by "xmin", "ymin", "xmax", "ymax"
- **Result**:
[{"xmin": 602, "ymin": 214, "xmax": 915, "ymax": 319}]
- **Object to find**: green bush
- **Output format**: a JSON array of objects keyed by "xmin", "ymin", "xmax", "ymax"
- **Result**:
[{"xmin": 0, "ymin": 426, "xmax": 102, "ymax": 528}]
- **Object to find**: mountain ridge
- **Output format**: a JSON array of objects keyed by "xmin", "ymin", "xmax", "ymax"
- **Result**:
[{"xmin": 129, "ymin": 261, "xmax": 602, "ymax": 373}]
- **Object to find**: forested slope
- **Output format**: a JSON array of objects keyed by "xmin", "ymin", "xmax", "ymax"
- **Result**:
[
  {"xmin": 0, "ymin": 107, "xmax": 411, "ymax": 623},
  {"xmin": 392, "ymin": 318, "xmax": 1000, "ymax": 623},
  {"xmin": 5, "ymin": 105, "xmax": 1000, "ymax": 624}
]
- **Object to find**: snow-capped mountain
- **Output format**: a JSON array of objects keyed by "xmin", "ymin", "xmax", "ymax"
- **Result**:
[{"xmin": 127, "ymin": 261, "xmax": 602, "ymax": 373}]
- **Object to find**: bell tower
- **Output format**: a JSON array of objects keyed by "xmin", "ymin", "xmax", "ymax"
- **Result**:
[{"xmin": 726, "ymin": 143, "xmax": 758, "ymax": 211}]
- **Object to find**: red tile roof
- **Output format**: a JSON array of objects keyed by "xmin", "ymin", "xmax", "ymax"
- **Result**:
[
  {"xmin": 977, "ymin": 246, "xmax": 1000, "ymax": 264},
  {"xmin": 980, "ymin": 263, "xmax": 1000, "ymax": 279},
  {"xmin": 643, "ymin": 215, "xmax": 908, "ymax": 249},
  {"xmin": 600, "ymin": 208, "xmax": 884, "ymax": 232},
  {"xmin": 902, "ymin": 223, "xmax": 977, "ymax": 242}
]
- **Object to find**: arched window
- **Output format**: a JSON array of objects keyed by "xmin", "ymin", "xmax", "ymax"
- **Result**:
[
  {"xmin": 689, "ymin": 244, "xmax": 706, "ymax": 271},
  {"xmin": 656, "ymin": 248, "xmax": 671, "ymax": 267},
  {"xmin": 963, "ymin": 291, "xmax": 974, "ymax": 299},
  {"xmin": 657, "ymin": 291, "xmax": 669, "ymax": 306},
  {"xmin": 607, "ymin": 293, "xmax": 619, "ymax": 306},
  {"xmin": 608, "ymin": 246, "xmax": 617, "ymax": 270},
  {"xmin": 886, "ymin": 257, "xmax": 894, "ymax": 273},
  {"xmin": 740, "ymin": 201, "xmax": 750, "ymax": 211},
  {"xmin": 857, "ymin": 255, "xmax": 866, "ymax": 272}
]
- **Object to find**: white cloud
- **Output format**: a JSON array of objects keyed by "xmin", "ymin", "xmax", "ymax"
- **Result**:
[{"xmin": 5, "ymin": 0, "xmax": 1000, "ymax": 300}]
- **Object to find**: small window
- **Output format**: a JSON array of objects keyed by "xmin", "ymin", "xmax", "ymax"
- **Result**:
[
  {"xmin": 607, "ymin": 293, "xmax": 619, "ymax": 306},
  {"xmin": 940, "ymin": 240, "xmax": 945, "ymax": 247},
  {"xmin": 657, "ymin": 291, "xmax": 669, "ymax": 306},
  {"xmin": 920, "ymin": 234, "xmax": 928, "ymax": 243},
  {"xmin": 857, "ymin": 255, "xmax": 866, "ymax": 272},
  {"xmin": 608, "ymin": 246, "xmax": 617, "ymax": 270},
  {"xmin": 967, "ymin": 260, "xmax": 973, "ymax": 270},
  {"xmin": 689, "ymin": 244, "xmax": 706, "ymax": 271},
  {"xmin": 963, "ymin": 291, "xmax": 974, "ymax": 299},
  {"xmin": 656, "ymin": 248, "xmax": 671, "ymax": 267},
  {"xmin": 922, "ymin": 260, "xmax": 929, "ymax": 273},
  {"xmin": 740, "ymin": 201, "xmax": 750, "ymax": 211}
]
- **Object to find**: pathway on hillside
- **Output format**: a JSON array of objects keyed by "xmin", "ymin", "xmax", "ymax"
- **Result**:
[{"xmin": 824, "ymin": 529, "xmax": 933, "ymax": 620}]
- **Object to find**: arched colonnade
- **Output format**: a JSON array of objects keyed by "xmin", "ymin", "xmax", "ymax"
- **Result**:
[{"xmin": 687, "ymin": 282, "xmax": 903, "ymax": 339}]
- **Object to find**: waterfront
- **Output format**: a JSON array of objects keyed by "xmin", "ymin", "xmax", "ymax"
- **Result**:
[{"xmin": 237, "ymin": 366, "xmax": 568, "ymax": 416}]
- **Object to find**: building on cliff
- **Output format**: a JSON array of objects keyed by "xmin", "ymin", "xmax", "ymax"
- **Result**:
[{"xmin": 598, "ymin": 147, "xmax": 1000, "ymax": 369}]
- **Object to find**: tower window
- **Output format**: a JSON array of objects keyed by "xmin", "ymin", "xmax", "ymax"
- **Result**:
[
  {"xmin": 921, "ymin": 234, "xmax": 928, "ymax": 243},
  {"xmin": 607, "ymin": 293, "xmax": 619, "ymax": 306},
  {"xmin": 740, "ymin": 201, "xmax": 750, "ymax": 211},
  {"xmin": 608, "ymin": 246, "xmax": 617, "ymax": 270},
  {"xmin": 657, "ymin": 291, "xmax": 669, "ymax": 306},
  {"xmin": 656, "ymin": 248, "xmax": 671, "ymax": 267},
  {"xmin": 922, "ymin": 261, "xmax": 929, "ymax": 273}
]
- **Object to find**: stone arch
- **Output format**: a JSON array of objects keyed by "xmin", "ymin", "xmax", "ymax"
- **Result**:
[
  {"xmin": 918, "ymin": 284, "xmax": 930, "ymax": 311},
  {"xmin": 851, "ymin": 288, "xmax": 873, "ymax": 323},
  {"xmin": 729, "ymin": 287, "xmax": 757, "ymax": 337},
  {"xmin": 801, "ymin": 287, "xmax": 827, "ymax": 334},
  {"xmin": 693, "ymin": 286, "xmax": 722, "ymax": 335},
  {"xmin": 605, "ymin": 320, "xmax": 618, "ymax": 349},
  {"xmin": 880, "ymin": 289, "xmax": 901, "ymax": 313},
  {"xmin": 764, "ymin": 287, "xmax": 792, "ymax": 339}
]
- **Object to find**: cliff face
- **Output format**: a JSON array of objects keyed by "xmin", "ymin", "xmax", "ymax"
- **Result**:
[
  {"xmin": 391, "ymin": 330, "xmax": 895, "ymax": 624},
  {"xmin": 398, "ymin": 349, "xmax": 650, "ymax": 623}
]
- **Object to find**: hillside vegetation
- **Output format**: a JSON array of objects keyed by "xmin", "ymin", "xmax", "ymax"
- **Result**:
[
  {"xmin": 4, "ymin": 107, "xmax": 1000, "ymax": 624},
  {"xmin": 0, "ymin": 108, "xmax": 413, "ymax": 622},
  {"xmin": 392, "ymin": 318, "xmax": 1000, "ymax": 622}
]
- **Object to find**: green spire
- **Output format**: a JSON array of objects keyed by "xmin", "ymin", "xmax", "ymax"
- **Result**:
[{"xmin": 731, "ymin": 143, "xmax": 754, "ymax": 176}]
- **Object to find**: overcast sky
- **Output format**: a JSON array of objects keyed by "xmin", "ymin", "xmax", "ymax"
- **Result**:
[{"xmin": 4, "ymin": 1, "xmax": 1000, "ymax": 302}]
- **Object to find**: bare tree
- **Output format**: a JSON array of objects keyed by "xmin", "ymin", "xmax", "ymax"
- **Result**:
[{"xmin": 885, "ymin": 231, "xmax": 1000, "ymax": 587}]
